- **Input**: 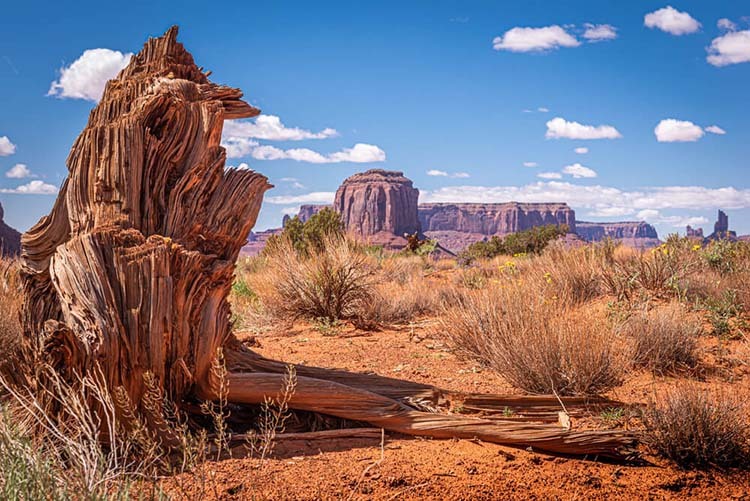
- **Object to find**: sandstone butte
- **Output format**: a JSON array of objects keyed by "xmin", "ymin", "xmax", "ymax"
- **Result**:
[{"xmin": 0, "ymin": 202, "xmax": 21, "ymax": 257}]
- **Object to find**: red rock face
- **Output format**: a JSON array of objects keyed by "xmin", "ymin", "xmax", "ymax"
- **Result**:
[
  {"xmin": 419, "ymin": 202, "xmax": 576, "ymax": 236},
  {"xmin": 575, "ymin": 221, "xmax": 660, "ymax": 248},
  {"xmin": 0, "ymin": 202, "xmax": 21, "ymax": 257},
  {"xmin": 334, "ymin": 170, "xmax": 420, "ymax": 239}
]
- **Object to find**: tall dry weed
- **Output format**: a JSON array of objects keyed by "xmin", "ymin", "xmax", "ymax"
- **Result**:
[{"xmin": 442, "ymin": 283, "xmax": 626, "ymax": 396}]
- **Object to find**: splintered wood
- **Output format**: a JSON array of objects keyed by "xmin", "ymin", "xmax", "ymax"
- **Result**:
[{"xmin": 20, "ymin": 26, "xmax": 635, "ymax": 460}]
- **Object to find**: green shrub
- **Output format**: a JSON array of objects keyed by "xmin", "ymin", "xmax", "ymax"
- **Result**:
[
  {"xmin": 459, "ymin": 225, "xmax": 568, "ymax": 264},
  {"xmin": 265, "ymin": 208, "xmax": 344, "ymax": 256}
]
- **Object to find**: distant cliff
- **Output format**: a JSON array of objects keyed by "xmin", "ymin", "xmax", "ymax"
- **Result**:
[
  {"xmin": 0, "ymin": 202, "xmax": 21, "ymax": 257},
  {"xmin": 419, "ymin": 202, "xmax": 576, "ymax": 235},
  {"xmin": 575, "ymin": 221, "xmax": 660, "ymax": 248}
]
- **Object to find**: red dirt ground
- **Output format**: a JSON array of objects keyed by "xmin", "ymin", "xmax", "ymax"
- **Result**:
[{"xmin": 160, "ymin": 318, "xmax": 750, "ymax": 500}]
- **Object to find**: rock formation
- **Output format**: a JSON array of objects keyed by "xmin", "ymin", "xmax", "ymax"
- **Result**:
[
  {"xmin": 334, "ymin": 169, "xmax": 420, "ymax": 246},
  {"xmin": 297, "ymin": 204, "xmax": 330, "ymax": 223},
  {"xmin": 686, "ymin": 225, "xmax": 704, "ymax": 239},
  {"xmin": 707, "ymin": 209, "xmax": 737, "ymax": 241},
  {"xmin": 0, "ymin": 202, "xmax": 21, "ymax": 257},
  {"xmin": 20, "ymin": 27, "xmax": 633, "ymax": 459},
  {"xmin": 575, "ymin": 221, "xmax": 660, "ymax": 248}
]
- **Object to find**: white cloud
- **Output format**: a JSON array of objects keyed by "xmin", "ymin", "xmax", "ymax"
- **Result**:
[
  {"xmin": 546, "ymin": 117, "xmax": 622, "ymax": 140},
  {"xmin": 250, "ymin": 143, "xmax": 385, "ymax": 164},
  {"xmin": 537, "ymin": 172, "xmax": 562, "ymax": 179},
  {"xmin": 523, "ymin": 162, "xmax": 538, "ymax": 168},
  {"xmin": 265, "ymin": 192, "xmax": 336, "ymax": 204},
  {"xmin": 0, "ymin": 180, "xmax": 58, "ymax": 195},
  {"xmin": 562, "ymin": 163, "xmax": 597, "ymax": 178},
  {"xmin": 222, "ymin": 138, "xmax": 259, "ymax": 159},
  {"xmin": 654, "ymin": 119, "xmax": 705, "ymax": 142},
  {"xmin": 48, "ymin": 48, "xmax": 132, "ymax": 101},
  {"xmin": 588, "ymin": 206, "xmax": 634, "ymax": 217},
  {"xmin": 223, "ymin": 115, "xmax": 338, "ymax": 141},
  {"xmin": 583, "ymin": 24, "xmax": 618, "ymax": 41},
  {"xmin": 427, "ymin": 169, "xmax": 469, "ymax": 178},
  {"xmin": 420, "ymin": 183, "xmax": 750, "ymax": 214},
  {"xmin": 281, "ymin": 206, "xmax": 301, "ymax": 216},
  {"xmin": 644, "ymin": 6, "xmax": 701, "ymax": 35},
  {"xmin": 574, "ymin": 147, "xmax": 589, "ymax": 154},
  {"xmin": 705, "ymin": 125, "xmax": 726, "ymax": 135},
  {"xmin": 0, "ymin": 136, "xmax": 16, "ymax": 156},
  {"xmin": 717, "ymin": 18, "xmax": 737, "ymax": 31},
  {"xmin": 637, "ymin": 209, "xmax": 709, "ymax": 228},
  {"xmin": 5, "ymin": 164, "xmax": 35, "ymax": 179},
  {"xmin": 279, "ymin": 177, "xmax": 305, "ymax": 189},
  {"xmin": 537, "ymin": 107, "xmax": 550, "ymax": 113},
  {"xmin": 226, "ymin": 162, "xmax": 251, "ymax": 170},
  {"xmin": 707, "ymin": 30, "xmax": 750, "ymax": 67},
  {"xmin": 493, "ymin": 25, "xmax": 580, "ymax": 52}
]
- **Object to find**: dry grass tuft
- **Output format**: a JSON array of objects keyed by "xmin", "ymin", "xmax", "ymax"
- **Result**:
[
  {"xmin": 644, "ymin": 385, "xmax": 750, "ymax": 469},
  {"xmin": 0, "ymin": 258, "xmax": 23, "ymax": 386},
  {"xmin": 442, "ymin": 283, "xmax": 626, "ymax": 396},
  {"xmin": 619, "ymin": 303, "xmax": 701, "ymax": 374},
  {"xmin": 263, "ymin": 235, "xmax": 376, "ymax": 323}
]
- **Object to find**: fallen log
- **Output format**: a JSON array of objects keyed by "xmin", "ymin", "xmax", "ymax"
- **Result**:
[{"xmin": 19, "ymin": 26, "xmax": 636, "ymax": 460}]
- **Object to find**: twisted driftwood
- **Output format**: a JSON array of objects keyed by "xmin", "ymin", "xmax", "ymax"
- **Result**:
[{"xmin": 20, "ymin": 27, "xmax": 635, "ymax": 459}]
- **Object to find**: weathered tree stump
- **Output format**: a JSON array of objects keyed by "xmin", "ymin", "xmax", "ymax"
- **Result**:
[{"xmin": 20, "ymin": 27, "xmax": 635, "ymax": 459}]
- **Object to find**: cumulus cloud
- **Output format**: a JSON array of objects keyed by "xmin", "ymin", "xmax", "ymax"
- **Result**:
[
  {"xmin": 717, "ymin": 18, "xmax": 737, "ymax": 31},
  {"xmin": 583, "ymin": 24, "xmax": 618, "ymax": 41},
  {"xmin": 0, "ymin": 136, "xmax": 16, "ymax": 156},
  {"xmin": 428, "ymin": 169, "xmax": 470, "ymax": 178},
  {"xmin": 420, "ymin": 183, "xmax": 750, "ymax": 215},
  {"xmin": 0, "ymin": 180, "xmax": 58, "ymax": 194},
  {"xmin": 493, "ymin": 25, "xmax": 580, "ymax": 52},
  {"xmin": 644, "ymin": 6, "xmax": 701, "ymax": 35},
  {"xmin": 546, "ymin": 117, "xmax": 622, "ymax": 140},
  {"xmin": 48, "ymin": 48, "xmax": 132, "ymax": 101},
  {"xmin": 5, "ymin": 164, "xmax": 35, "ymax": 179},
  {"xmin": 574, "ymin": 147, "xmax": 589, "ymax": 154},
  {"xmin": 654, "ymin": 119, "xmax": 705, "ymax": 142},
  {"xmin": 251, "ymin": 143, "xmax": 386, "ymax": 164},
  {"xmin": 707, "ymin": 30, "xmax": 750, "ymax": 66},
  {"xmin": 222, "ymin": 137, "xmax": 260, "ymax": 159},
  {"xmin": 523, "ymin": 161, "xmax": 538, "ymax": 168},
  {"xmin": 265, "ymin": 192, "xmax": 336, "ymax": 204},
  {"xmin": 537, "ymin": 172, "xmax": 562, "ymax": 179},
  {"xmin": 223, "ymin": 115, "xmax": 338, "ymax": 141},
  {"xmin": 705, "ymin": 125, "xmax": 726, "ymax": 135},
  {"xmin": 636, "ymin": 209, "xmax": 709, "ymax": 228},
  {"xmin": 562, "ymin": 163, "xmax": 597, "ymax": 178}
]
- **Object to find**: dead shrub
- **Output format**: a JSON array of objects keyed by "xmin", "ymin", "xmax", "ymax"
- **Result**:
[
  {"xmin": 0, "ymin": 258, "xmax": 23, "ymax": 385},
  {"xmin": 644, "ymin": 385, "xmax": 750, "ymax": 469},
  {"xmin": 619, "ymin": 303, "xmax": 700, "ymax": 374},
  {"xmin": 264, "ymin": 235, "xmax": 375, "ymax": 322},
  {"xmin": 442, "ymin": 284, "xmax": 626, "ymax": 396},
  {"xmin": 522, "ymin": 244, "xmax": 602, "ymax": 306}
]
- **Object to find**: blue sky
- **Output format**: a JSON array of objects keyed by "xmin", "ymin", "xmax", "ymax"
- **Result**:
[{"xmin": 1, "ymin": 0, "xmax": 748, "ymax": 236}]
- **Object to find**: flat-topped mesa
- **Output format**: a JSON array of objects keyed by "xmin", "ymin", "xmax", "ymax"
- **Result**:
[
  {"xmin": 0, "ymin": 202, "xmax": 22, "ymax": 257},
  {"xmin": 575, "ymin": 221, "xmax": 660, "ymax": 248},
  {"xmin": 419, "ymin": 202, "xmax": 576, "ymax": 236},
  {"xmin": 334, "ymin": 169, "xmax": 420, "ymax": 241}
]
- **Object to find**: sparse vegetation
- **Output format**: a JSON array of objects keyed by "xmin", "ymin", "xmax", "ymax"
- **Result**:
[
  {"xmin": 441, "ymin": 283, "xmax": 626, "ymax": 396},
  {"xmin": 644, "ymin": 385, "xmax": 750, "ymax": 469},
  {"xmin": 619, "ymin": 303, "xmax": 701, "ymax": 374}
]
